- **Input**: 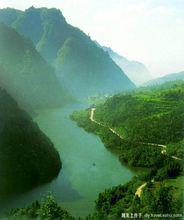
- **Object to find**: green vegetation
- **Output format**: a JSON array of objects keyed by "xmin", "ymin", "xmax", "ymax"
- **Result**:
[
  {"xmin": 167, "ymin": 140, "xmax": 184, "ymax": 159},
  {"xmin": 54, "ymin": 36, "xmax": 135, "ymax": 99},
  {"xmin": 144, "ymin": 71, "xmax": 184, "ymax": 86},
  {"xmin": 94, "ymin": 81, "xmax": 184, "ymax": 144},
  {"xmin": 0, "ymin": 87, "xmax": 61, "ymax": 198},
  {"xmin": 0, "ymin": 7, "xmax": 135, "ymax": 99},
  {"xmin": 0, "ymin": 8, "xmax": 22, "ymax": 26},
  {"xmin": 92, "ymin": 178, "xmax": 183, "ymax": 220},
  {"xmin": 0, "ymin": 23, "xmax": 72, "ymax": 110},
  {"xmin": 0, "ymin": 7, "xmax": 183, "ymax": 220},
  {"xmin": 72, "ymin": 81, "xmax": 184, "ymax": 167},
  {"xmin": 8, "ymin": 195, "xmax": 74, "ymax": 220},
  {"xmin": 9, "ymin": 176, "xmax": 183, "ymax": 219},
  {"xmin": 71, "ymin": 81, "xmax": 184, "ymax": 219}
]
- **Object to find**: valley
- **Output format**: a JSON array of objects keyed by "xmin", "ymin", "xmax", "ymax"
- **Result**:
[
  {"xmin": 90, "ymin": 107, "xmax": 182, "ymax": 161},
  {"xmin": 0, "ymin": 5, "xmax": 183, "ymax": 220},
  {"xmin": 2, "ymin": 104, "xmax": 135, "ymax": 218},
  {"xmin": 71, "ymin": 81, "xmax": 184, "ymax": 219}
]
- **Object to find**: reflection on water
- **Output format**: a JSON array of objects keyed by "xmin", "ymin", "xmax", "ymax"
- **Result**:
[{"xmin": 1, "ymin": 104, "xmax": 134, "ymax": 217}]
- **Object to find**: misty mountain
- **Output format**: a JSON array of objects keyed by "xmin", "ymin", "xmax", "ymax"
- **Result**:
[
  {"xmin": 0, "ymin": 23, "xmax": 72, "ymax": 110},
  {"xmin": 143, "ymin": 71, "xmax": 184, "ymax": 87},
  {"xmin": 102, "ymin": 46, "xmax": 151, "ymax": 86},
  {"xmin": 0, "ymin": 8, "xmax": 22, "ymax": 26},
  {"xmin": 0, "ymin": 7, "xmax": 135, "ymax": 99},
  {"xmin": 0, "ymin": 7, "xmax": 96, "ymax": 63},
  {"xmin": 54, "ymin": 37, "xmax": 135, "ymax": 98},
  {"xmin": 0, "ymin": 87, "xmax": 61, "ymax": 197}
]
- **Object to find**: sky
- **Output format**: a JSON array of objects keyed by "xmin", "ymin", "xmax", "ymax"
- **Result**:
[{"xmin": 0, "ymin": 0, "xmax": 184, "ymax": 77}]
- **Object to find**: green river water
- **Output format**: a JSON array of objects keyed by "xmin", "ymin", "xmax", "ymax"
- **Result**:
[{"xmin": 3, "ymin": 104, "xmax": 135, "ymax": 217}]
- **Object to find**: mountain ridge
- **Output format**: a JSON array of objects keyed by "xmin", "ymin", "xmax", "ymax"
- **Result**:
[
  {"xmin": 0, "ymin": 23, "xmax": 72, "ymax": 110},
  {"xmin": 102, "ymin": 46, "xmax": 151, "ymax": 85},
  {"xmin": 0, "ymin": 86, "xmax": 61, "ymax": 198},
  {"xmin": 143, "ymin": 71, "xmax": 184, "ymax": 87},
  {"xmin": 54, "ymin": 36, "xmax": 135, "ymax": 99},
  {"xmin": 0, "ymin": 7, "xmax": 136, "ymax": 99}
]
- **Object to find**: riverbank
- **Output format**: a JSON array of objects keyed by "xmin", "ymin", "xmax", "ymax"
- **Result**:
[{"xmin": 1, "ymin": 103, "xmax": 136, "ymax": 218}]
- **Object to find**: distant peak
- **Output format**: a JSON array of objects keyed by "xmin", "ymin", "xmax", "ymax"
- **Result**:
[{"xmin": 24, "ymin": 6, "xmax": 66, "ymax": 22}]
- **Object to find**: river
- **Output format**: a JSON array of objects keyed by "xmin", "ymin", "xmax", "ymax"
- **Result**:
[{"xmin": 3, "ymin": 104, "xmax": 134, "ymax": 218}]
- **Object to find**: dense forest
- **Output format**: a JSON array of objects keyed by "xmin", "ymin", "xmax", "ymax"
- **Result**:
[
  {"xmin": 0, "ymin": 6, "xmax": 183, "ymax": 220},
  {"xmin": 8, "ymin": 195, "xmax": 74, "ymax": 220},
  {"xmin": 3, "ymin": 65, "xmax": 183, "ymax": 220},
  {"xmin": 0, "ymin": 87, "xmax": 61, "ymax": 198},
  {"xmin": 92, "ymin": 176, "xmax": 183, "ymax": 220},
  {"xmin": 70, "ymin": 81, "xmax": 184, "ymax": 219},
  {"xmin": 72, "ymin": 81, "xmax": 184, "ymax": 168},
  {"xmin": 8, "ymin": 176, "xmax": 183, "ymax": 219}
]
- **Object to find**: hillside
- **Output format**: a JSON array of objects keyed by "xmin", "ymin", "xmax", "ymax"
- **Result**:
[
  {"xmin": 94, "ymin": 81, "xmax": 184, "ymax": 145},
  {"xmin": 71, "ymin": 81, "xmax": 184, "ymax": 218},
  {"xmin": 0, "ymin": 23, "xmax": 72, "ymax": 110},
  {"xmin": 102, "ymin": 46, "xmax": 151, "ymax": 85},
  {"xmin": 54, "ymin": 37, "xmax": 135, "ymax": 99},
  {"xmin": 0, "ymin": 87, "xmax": 61, "ymax": 198},
  {"xmin": 94, "ymin": 176, "xmax": 183, "ymax": 219},
  {"xmin": 0, "ymin": 8, "xmax": 22, "ymax": 25},
  {"xmin": 144, "ymin": 71, "xmax": 184, "ymax": 86},
  {"xmin": 8, "ymin": 176, "xmax": 184, "ymax": 219},
  {"xmin": 0, "ymin": 7, "xmax": 135, "ymax": 99},
  {"xmin": 72, "ymin": 81, "xmax": 184, "ymax": 167}
]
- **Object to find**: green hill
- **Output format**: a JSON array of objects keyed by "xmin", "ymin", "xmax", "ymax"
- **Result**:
[
  {"xmin": 143, "ymin": 71, "xmax": 184, "ymax": 87},
  {"xmin": 0, "ymin": 23, "xmax": 72, "ymax": 110},
  {"xmin": 11, "ymin": 7, "xmax": 77, "ymax": 62},
  {"xmin": 72, "ymin": 81, "xmax": 184, "ymax": 168},
  {"xmin": 0, "ymin": 8, "xmax": 22, "ymax": 25},
  {"xmin": 94, "ymin": 81, "xmax": 184, "ymax": 145},
  {"xmin": 71, "ymin": 81, "xmax": 184, "ymax": 218},
  {"xmin": 0, "ymin": 7, "xmax": 135, "ymax": 99},
  {"xmin": 0, "ymin": 87, "xmax": 61, "ymax": 198},
  {"xmin": 55, "ymin": 37, "xmax": 135, "ymax": 99}
]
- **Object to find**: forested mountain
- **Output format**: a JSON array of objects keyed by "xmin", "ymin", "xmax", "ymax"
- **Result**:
[
  {"xmin": 71, "ymin": 81, "xmax": 184, "ymax": 219},
  {"xmin": 94, "ymin": 81, "xmax": 184, "ymax": 145},
  {"xmin": 102, "ymin": 46, "xmax": 151, "ymax": 85},
  {"xmin": 94, "ymin": 175, "xmax": 183, "ymax": 219},
  {"xmin": 0, "ymin": 23, "xmax": 71, "ymax": 110},
  {"xmin": 144, "ymin": 71, "xmax": 184, "ymax": 87},
  {"xmin": 72, "ymin": 81, "xmax": 184, "ymax": 167},
  {"xmin": 0, "ymin": 7, "xmax": 135, "ymax": 99},
  {"xmin": 0, "ymin": 8, "xmax": 22, "ymax": 25},
  {"xmin": 54, "ymin": 37, "xmax": 134, "ymax": 98},
  {"xmin": 0, "ymin": 87, "xmax": 61, "ymax": 198}
]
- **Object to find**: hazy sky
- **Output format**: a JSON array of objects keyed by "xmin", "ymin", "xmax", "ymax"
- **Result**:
[{"xmin": 1, "ymin": 0, "xmax": 184, "ymax": 77}]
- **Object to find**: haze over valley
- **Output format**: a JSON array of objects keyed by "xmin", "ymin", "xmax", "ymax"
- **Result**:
[{"xmin": 0, "ymin": 2, "xmax": 183, "ymax": 219}]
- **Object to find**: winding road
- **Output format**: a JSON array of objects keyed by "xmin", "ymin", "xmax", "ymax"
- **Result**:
[
  {"xmin": 90, "ymin": 108, "xmax": 181, "ymax": 161},
  {"xmin": 90, "ymin": 108, "xmax": 123, "ymax": 139},
  {"xmin": 135, "ymin": 183, "xmax": 147, "ymax": 198},
  {"xmin": 90, "ymin": 107, "xmax": 182, "ymax": 198}
]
